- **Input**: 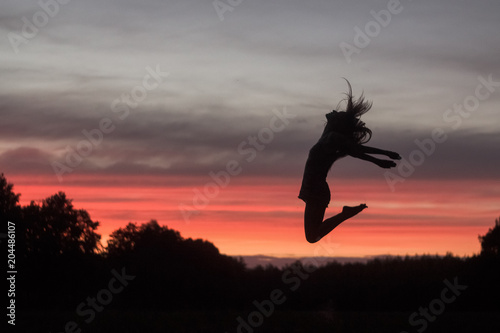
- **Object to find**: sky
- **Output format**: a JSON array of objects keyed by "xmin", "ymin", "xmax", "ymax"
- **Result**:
[{"xmin": 1, "ymin": 0, "xmax": 499, "ymax": 259}]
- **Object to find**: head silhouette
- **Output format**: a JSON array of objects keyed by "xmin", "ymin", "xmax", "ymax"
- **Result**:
[{"xmin": 325, "ymin": 80, "xmax": 372, "ymax": 144}]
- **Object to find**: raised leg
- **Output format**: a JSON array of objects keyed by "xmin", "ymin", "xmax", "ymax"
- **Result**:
[{"xmin": 304, "ymin": 203, "xmax": 367, "ymax": 243}]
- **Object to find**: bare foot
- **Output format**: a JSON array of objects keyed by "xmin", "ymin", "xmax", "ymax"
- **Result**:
[{"xmin": 341, "ymin": 204, "xmax": 367, "ymax": 219}]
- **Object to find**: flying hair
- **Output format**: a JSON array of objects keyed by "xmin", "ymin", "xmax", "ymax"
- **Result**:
[{"xmin": 338, "ymin": 79, "xmax": 373, "ymax": 144}]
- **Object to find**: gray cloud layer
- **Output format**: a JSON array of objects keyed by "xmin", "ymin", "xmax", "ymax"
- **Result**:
[{"xmin": 1, "ymin": 92, "xmax": 498, "ymax": 183}]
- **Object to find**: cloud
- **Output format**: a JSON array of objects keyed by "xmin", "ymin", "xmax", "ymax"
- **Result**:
[
  {"xmin": 1, "ymin": 94, "xmax": 497, "ymax": 183},
  {"xmin": 0, "ymin": 147, "xmax": 55, "ymax": 174}
]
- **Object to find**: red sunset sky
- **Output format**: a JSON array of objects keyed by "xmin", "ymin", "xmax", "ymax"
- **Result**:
[{"xmin": 7, "ymin": 173, "xmax": 498, "ymax": 259}]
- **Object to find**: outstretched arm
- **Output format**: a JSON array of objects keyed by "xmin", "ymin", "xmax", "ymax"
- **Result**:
[
  {"xmin": 326, "ymin": 132, "xmax": 399, "ymax": 168},
  {"xmin": 350, "ymin": 150, "xmax": 397, "ymax": 168},
  {"xmin": 358, "ymin": 145, "xmax": 401, "ymax": 160}
]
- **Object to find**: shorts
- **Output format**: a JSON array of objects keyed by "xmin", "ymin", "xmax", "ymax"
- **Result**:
[{"xmin": 298, "ymin": 179, "xmax": 331, "ymax": 208}]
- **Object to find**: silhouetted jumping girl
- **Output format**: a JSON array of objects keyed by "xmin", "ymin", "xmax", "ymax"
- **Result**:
[{"xmin": 299, "ymin": 81, "xmax": 401, "ymax": 243}]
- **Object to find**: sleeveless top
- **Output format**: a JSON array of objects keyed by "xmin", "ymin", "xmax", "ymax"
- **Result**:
[{"xmin": 298, "ymin": 132, "xmax": 346, "ymax": 207}]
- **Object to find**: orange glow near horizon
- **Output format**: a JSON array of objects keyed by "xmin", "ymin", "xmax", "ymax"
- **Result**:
[{"xmin": 7, "ymin": 174, "xmax": 499, "ymax": 259}]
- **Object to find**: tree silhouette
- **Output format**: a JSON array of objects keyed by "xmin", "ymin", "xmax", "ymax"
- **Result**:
[
  {"xmin": 106, "ymin": 220, "xmax": 246, "ymax": 309},
  {"xmin": 0, "ymin": 173, "xmax": 21, "ymax": 223},
  {"xmin": 22, "ymin": 191, "xmax": 102, "ymax": 257},
  {"xmin": 479, "ymin": 217, "xmax": 500, "ymax": 256},
  {"xmin": 107, "ymin": 219, "xmax": 244, "ymax": 275},
  {"xmin": 107, "ymin": 219, "xmax": 182, "ymax": 257}
]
